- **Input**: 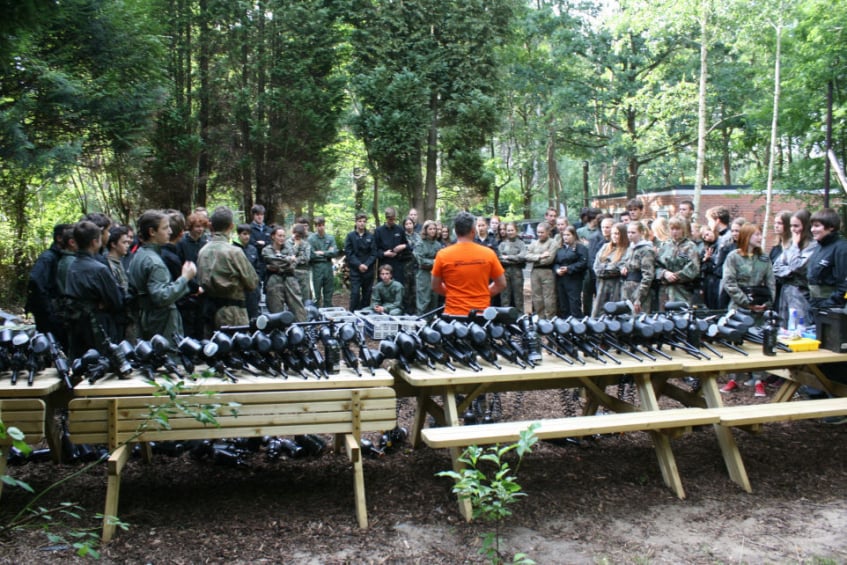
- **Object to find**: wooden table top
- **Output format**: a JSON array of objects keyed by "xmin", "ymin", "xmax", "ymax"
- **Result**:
[
  {"xmin": 73, "ymin": 367, "xmax": 394, "ymax": 397},
  {"xmin": 679, "ymin": 345, "xmax": 846, "ymax": 374},
  {"xmin": 395, "ymin": 354, "xmax": 685, "ymax": 387},
  {"xmin": 394, "ymin": 344, "xmax": 846, "ymax": 388},
  {"xmin": 0, "ymin": 369, "xmax": 63, "ymax": 397}
]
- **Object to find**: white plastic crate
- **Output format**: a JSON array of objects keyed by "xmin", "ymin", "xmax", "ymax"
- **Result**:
[
  {"xmin": 355, "ymin": 311, "xmax": 399, "ymax": 340},
  {"xmin": 319, "ymin": 307, "xmax": 353, "ymax": 321},
  {"xmin": 393, "ymin": 315, "xmax": 425, "ymax": 334}
]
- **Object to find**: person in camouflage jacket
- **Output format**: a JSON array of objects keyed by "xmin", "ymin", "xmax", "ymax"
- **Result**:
[
  {"xmin": 263, "ymin": 226, "xmax": 307, "ymax": 322},
  {"xmin": 721, "ymin": 223, "xmax": 775, "ymax": 312},
  {"xmin": 413, "ymin": 220, "xmax": 442, "ymax": 315},
  {"xmin": 498, "ymin": 222, "xmax": 528, "ymax": 313},
  {"xmin": 655, "ymin": 216, "xmax": 700, "ymax": 311},
  {"xmin": 620, "ymin": 221, "xmax": 656, "ymax": 314}
]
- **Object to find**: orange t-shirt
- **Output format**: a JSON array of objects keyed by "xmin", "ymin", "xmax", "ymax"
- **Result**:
[{"xmin": 432, "ymin": 241, "xmax": 505, "ymax": 316}]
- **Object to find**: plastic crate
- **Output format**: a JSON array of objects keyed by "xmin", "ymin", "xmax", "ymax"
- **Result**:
[
  {"xmin": 354, "ymin": 312, "xmax": 398, "ymax": 340},
  {"xmin": 393, "ymin": 315, "xmax": 426, "ymax": 334},
  {"xmin": 778, "ymin": 337, "xmax": 821, "ymax": 352},
  {"xmin": 319, "ymin": 307, "xmax": 353, "ymax": 321}
]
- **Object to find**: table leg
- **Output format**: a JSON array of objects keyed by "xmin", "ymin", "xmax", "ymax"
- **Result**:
[
  {"xmin": 44, "ymin": 394, "xmax": 62, "ymax": 464},
  {"xmin": 410, "ymin": 391, "xmax": 430, "ymax": 449},
  {"xmin": 634, "ymin": 374, "xmax": 686, "ymax": 499},
  {"xmin": 699, "ymin": 373, "xmax": 752, "ymax": 493},
  {"xmin": 0, "ymin": 453, "xmax": 7, "ymax": 500},
  {"xmin": 442, "ymin": 386, "xmax": 473, "ymax": 521}
]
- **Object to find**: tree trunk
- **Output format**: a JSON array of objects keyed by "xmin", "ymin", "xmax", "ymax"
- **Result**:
[
  {"xmin": 253, "ymin": 4, "xmax": 269, "ymax": 221},
  {"xmin": 626, "ymin": 156, "xmax": 639, "ymax": 201},
  {"xmin": 196, "ymin": 0, "xmax": 211, "ymax": 210},
  {"xmin": 693, "ymin": 2, "xmax": 709, "ymax": 222},
  {"xmin": 546, "ymin": 132, "xmax": 560, "ymax": 211},
  {"xmin": 763, "ymin": 21, "xmax": 782, "ymax": 245},
  {"xmin": 239, "ymin": 11, "xmax": 253, "ymax": 215},
  {"xmin": 423, "ymin": 90, "xmax": 439, "ymax": 221}
]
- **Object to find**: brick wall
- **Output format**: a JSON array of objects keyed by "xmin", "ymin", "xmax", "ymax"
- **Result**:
[{"xmin": 592, "ymin": 186, "xmax": 828, "ymax": 226}]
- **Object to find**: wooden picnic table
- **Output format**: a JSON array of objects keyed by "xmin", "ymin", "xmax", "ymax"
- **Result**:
[
  {"xmin": 0, "ymin": 369, "xmax": 66, "ymax": 497},
  {"xmin": 395, "ymin": 344, "xmax": 847, "ymax": 519},
  {"xmin": 69, "ymin": 368, "xmax": 396, "ymax": 540}
]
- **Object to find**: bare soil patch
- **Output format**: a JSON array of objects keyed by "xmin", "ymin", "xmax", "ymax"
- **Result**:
[{"xmin": 1, "ymin": 385, "xmax": 846, "ymax": 564}]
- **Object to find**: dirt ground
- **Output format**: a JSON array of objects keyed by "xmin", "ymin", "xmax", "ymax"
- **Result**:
[
  {"xmin": 1, "ymin": 290, "xmax": 846, "ymax": 564},
  {"xmin": 1, "ymin": 383, "xmax": 846, "ymax": 564}
]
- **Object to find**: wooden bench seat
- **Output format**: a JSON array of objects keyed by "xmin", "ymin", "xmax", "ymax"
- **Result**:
[
  {"xmin": 421, "ymin": 407, "xmax": 722, "ymax": 449},
  {"xmin": 716, "ymin": 397, "xmax": 847, "ymax": 426},
  {"xmin": 68, "ymin": 386, "xmax": 397, "ymax": 541}
]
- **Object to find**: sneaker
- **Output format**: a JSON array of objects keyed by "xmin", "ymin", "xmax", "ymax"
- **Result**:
[
  {"xmin": 720, "ymin": 380, "xmax": 738, "ymax": 393},
  {"xmin": 754, "ymin": 381, "xmax": 766, "ymax": 397}
]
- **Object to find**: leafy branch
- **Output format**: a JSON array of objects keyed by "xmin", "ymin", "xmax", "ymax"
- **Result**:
[{"xmin": 437, "ymin": 423, "xmax": 539, "ymax": 565}]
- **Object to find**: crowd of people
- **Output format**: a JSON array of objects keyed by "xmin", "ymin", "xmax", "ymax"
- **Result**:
[{"xmin": 24, "ymin": 199, "xmax": 847, "ymax": 397}]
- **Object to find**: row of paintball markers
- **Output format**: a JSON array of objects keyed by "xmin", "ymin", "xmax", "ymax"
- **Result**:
[
  {"xmin": 5, "ymin": 301, "xmax": 787, "ymax": 388},
  {"xmin": 373, "ymin": 301, "xmax": 787, "ymax": 373}
]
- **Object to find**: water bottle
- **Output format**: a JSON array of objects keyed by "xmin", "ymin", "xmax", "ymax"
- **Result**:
[{"xmin": 788, "ymin": 308, "xmax": 797, "ymax": 332}]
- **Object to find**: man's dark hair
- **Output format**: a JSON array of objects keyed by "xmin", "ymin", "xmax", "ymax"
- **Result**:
[
  {"xmin": 680, "ymin": 199, "xmax": 694, "ymax": 210},
  {"xmin": 108, "ymin": 225, "xmax": 130, "ymax": 249},
  {"xmin": 811, "ymin": 208, "xmax": 841, "ymax": 231},
  {"xmin": 210, "ymin": 206, "xmax": 234, "ymax": 233},
  {"xmin": 61, "ymin": 225, "xmax": 76, "ymax": 248},
  {"xmin": 626, "ymin": 198, "xmax": 644, "ymax": 211},
  {"xmin": 236, "ymin": 223, "xmax": 251, "ymax": 234},
  {"xmin": 53, "ymin": 223, "xmax": 72, "ymax": 243},
  {"xmin": 82, "ymin": 212, "xmax": 112, "ymax": 231},
  {"xmin": 292, "ymin": 223, "xmax": 307, "ymax": 238},
  {"xmin": 73, "ymin": 221, "xmax": 102, "ymax": 251},
  {"xmin": 251, "ymin": 204, "xmax": 266, "ymax": 216},
  {"xmin": 355, "ymin": 213, "xmax": 367, "ymax": 221},
  {"xmin": 585, "ymin": 208, "xmax": 601, "ymax": 222},
  {"xmin": 166, "ymin": 209, "xmax": 186, "ymax": 241},
  {"xmin": 706, "ymin": 205, "xmax": 730, "ymax": 226},
  {"xmin": 137, "ymin": 210, "xmax": 167, "ymax": 242},
  {"xmin": 453, "ymin": 211, "xmax": 476, "ymax": 237},
  {"xmin": 314, "ymin": 216, "xmax": 325, "ymax": 226}
]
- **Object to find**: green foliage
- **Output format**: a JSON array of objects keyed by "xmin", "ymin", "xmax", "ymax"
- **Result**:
[{"xmin": 436, "ymin": 423, "xmax": 539, "ymax": 565}]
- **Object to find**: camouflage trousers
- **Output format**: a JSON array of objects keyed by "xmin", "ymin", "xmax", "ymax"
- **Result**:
[
  {"xmin": 266, "ymin": 274, "xmax": 307, "ymax": 322},
  {"xmin": 502, "ymin": 265, "xmax": 525, "ymax": 314}
]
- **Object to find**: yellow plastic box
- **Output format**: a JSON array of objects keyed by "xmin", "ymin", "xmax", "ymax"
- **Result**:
[{"xmin": 778, "ymin": 337, "xmax": 821, "ymax": 352}]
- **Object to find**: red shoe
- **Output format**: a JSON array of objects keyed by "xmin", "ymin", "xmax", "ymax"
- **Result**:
[
  {"xmin": 720, "ymin": 380, "xmax": 738, "ymax": 393},
  {"xmin": 754, "ymin": 381, "xmax": 766, "ymax": 397}
]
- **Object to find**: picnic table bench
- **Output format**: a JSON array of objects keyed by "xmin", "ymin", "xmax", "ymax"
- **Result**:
[
  {"xmin": 68, "ymin": 369, "xmax": 396, "ymax": 541},
  {"xmin": 398, "ymin": 345, "xmax": 847, "ymax": 520}
]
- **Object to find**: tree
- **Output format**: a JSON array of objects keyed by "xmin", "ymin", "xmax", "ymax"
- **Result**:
[
  {"xmin": 348, "ymin": 0, "xmax": 515, "ymax": 220},
  {"xmin": 0, "ymin": 0, "xmax": 165, "ymax": 288}
]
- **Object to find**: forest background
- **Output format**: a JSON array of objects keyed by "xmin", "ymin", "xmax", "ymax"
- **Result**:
[{"xmin": 1, "ymin": 0, "xmax": 845, "ymax": 306}]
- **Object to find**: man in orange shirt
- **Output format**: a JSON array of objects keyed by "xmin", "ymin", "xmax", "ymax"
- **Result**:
[{"xmin": 432, "ymin": 211, "xmax": 506, "ymax": 316}]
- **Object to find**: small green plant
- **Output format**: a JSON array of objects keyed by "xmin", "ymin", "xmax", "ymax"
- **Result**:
[{"xmin": 436, "ymin": 423, "xmax": 539, "ymax": 565}]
